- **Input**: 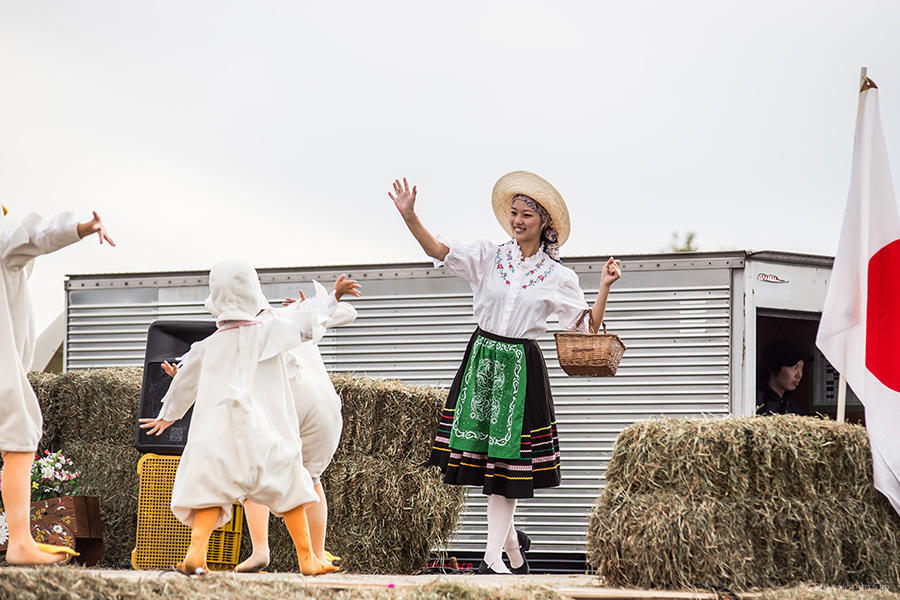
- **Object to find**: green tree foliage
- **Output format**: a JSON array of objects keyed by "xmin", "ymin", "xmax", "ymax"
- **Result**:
[{"xmin": 668, "ymin": 231, "xmax": 698, "ymax": 252}]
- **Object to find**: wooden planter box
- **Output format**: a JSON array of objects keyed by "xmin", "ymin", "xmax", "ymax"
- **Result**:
[{"xmin": 0, "ymin": 495, "xmax": 104, "ymax": 566}]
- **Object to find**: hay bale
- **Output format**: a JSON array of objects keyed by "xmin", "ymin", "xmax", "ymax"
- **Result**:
[
  {"xmin": 60, "ymin": 441, "xmax": 141, "ymax": 567},
  {"xmin": 250, "ymin": 457, "xmax": 465, "ymax": 574},
  {"xmin": 587, "ymin": 416, "xmax": 900, "ymax": 590},
  {"xmin": 0, "ymin": 567, "xmax": 570, "ymax": 600},
  {"xmin": 22, "ymin": 368, "xmax": 143, "ymax": 568},
  {"xmin": 13, "ymin": 369, "xmax": 464, "ymax": 573},
  {"xmin": 33, "ymin": 368, "xmax": 143, "ymax": 450},
  {"xmin": 251, "ymin": 375, "xmax": 463, "ymax": 574},
  {"xmin": 330, "ymin": 375, "xmax": 447, "ymax": 464},
  {"xmin": 323, "ymin": 456, "xmax": 464, "ymax": 573},
  {"xmin": 758, "ymin": 585, "xmax": 900, "ymax": 600},
  {"xmin": 605, "ymin": 416, "xmax": 877, "ymax": 502}
]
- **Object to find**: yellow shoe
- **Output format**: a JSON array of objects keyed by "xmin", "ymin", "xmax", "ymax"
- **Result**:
[
  {"xmin": 324, "ymin": 550, "xmax": 341, "ymax": 563},
  {"xmin": 36, "ymin": 543, "xmax": 79, "ymax": 557}
]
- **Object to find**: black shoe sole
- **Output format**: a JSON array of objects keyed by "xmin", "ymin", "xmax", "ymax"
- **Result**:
[{"xmin": 476, "ymin": 560, "xmax": 511, "ymax": 575}]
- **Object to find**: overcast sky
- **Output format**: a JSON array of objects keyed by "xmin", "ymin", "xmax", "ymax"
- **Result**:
[{"xmin": 3, "ymin": 1, "xmax": 900, "ymax": 332}]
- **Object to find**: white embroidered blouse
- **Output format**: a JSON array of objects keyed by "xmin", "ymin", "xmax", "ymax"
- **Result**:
[{"xmin": 435, "ymin": 238, "xmax": 590, "ymax": 340}]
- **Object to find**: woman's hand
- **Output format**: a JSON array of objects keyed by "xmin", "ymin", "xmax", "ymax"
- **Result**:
[
  {"xmin": 161, "ymin": 361, "xmax": 178, "ymax": 378},
  {"xmin": 588, "ymin": 257, "xmax": 621, "ymax": 333},
  {"xmin": 600, "ymin": 257, "xmax": 622, "ymax": 288},
  {"xmin": 76, "ymin": 211, "xmax": 116, "ymax": 246},
  {"xmin": 333, "ymin": 274, "xmax": 361, "ymax": 301},
  {"xmin": 138, "ymin": 417, "xmax": 175, "ymax": 436},
  {"xmin": 389, "ymin": 177, "xmax": 449, "ymax": 261},
  {"xmin": 389, "ymin": 178, "xmax": 417, "ymax": 220}
]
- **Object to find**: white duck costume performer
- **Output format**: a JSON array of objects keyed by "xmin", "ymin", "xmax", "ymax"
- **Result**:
[
  {"xmin": 236, "ymin": 279, "xmax": 358, "ymax": 573},
  {"xmin": 139, "ymin": 260, "xmax": 339, "ymax": 576},
  {"xmin": 389, "ymin": 171, "xmax": 621, "ymax": 575},
  {"xmin": 289, "ymin": 281, "xmax": 357, "ymax": 483},
  {"xmin": 1, "ymin": 206, "xmax": 114, "ymax": 565}
]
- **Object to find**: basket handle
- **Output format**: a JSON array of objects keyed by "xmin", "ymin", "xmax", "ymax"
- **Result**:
[{"xmin": 575, "ymin": 309, "xmax": 607, "ymax": 334}]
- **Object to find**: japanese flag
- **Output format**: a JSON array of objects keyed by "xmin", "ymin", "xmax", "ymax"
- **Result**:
[{"xmin": 816, "ymin": 77, "xmax": 900, "ymax": 514}]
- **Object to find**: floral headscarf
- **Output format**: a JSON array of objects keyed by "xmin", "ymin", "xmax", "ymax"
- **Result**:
[{"xmin": 512, "ymin": 194, "xmax": 561, "ymax": 262}]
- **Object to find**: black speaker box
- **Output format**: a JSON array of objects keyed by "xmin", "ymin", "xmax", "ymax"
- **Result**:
[{"xmin": 134, "ymin": 320, "xmax": 217, "ymax": 454}]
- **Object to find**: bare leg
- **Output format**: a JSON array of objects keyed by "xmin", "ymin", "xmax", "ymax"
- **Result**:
[
  {"xmin": 234, "ymin": 500, "xmax": 271, "ymax": 573},
  {"xmin": 2, "ymin": 451, "xmax": 71, "ymax": 565},
  {"xmin": 179, "ymin": 506, "xmax": 222, "ymax": 574},
  {"xmin": 282, "ymin": 503, "xmax": 340, "ymax": 575},
  {"xmin": 306, "ymin": 482, "xmax": 328, "ymax": 562},
  {"xmin": 484, "ymin": 494, "xmax": 516, "ymax": 573}
]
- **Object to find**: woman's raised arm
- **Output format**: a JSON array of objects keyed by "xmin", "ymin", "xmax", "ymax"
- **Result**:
[
  {"xmin": 588, "ymin": 257, "xmax": 622, "ymax": 332},
  {"xmin": 389, "ymin": 178, "xmax": 449, "ymax": 261}
]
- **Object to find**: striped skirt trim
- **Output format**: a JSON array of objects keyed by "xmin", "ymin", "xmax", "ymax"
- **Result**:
[{"xmin": 427, "ymin": 327, "xmax": 562, "ymax": 498}]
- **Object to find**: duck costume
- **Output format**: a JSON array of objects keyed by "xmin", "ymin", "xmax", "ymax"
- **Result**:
[
  {"xmin": 1, "ymin": 207, "xmax": 114, "ymax": 564},
  {"xmin": 140, "ymin": 260, "xmax": 339, "ymax": 576},
  {"xmin": 235, "ymin": 280, "xmax": 357, "ymax": 572}
]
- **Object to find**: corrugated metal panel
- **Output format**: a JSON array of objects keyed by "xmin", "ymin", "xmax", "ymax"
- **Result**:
[{"xmin": 65, "ymin": 259, "xmax": 733, "ymax": 553}]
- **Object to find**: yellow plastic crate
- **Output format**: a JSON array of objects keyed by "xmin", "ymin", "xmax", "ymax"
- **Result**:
[{"xmin": 131, "ymin": 453, "xmax": 243, "ymax": 570}]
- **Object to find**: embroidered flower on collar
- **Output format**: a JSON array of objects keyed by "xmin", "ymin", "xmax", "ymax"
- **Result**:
[{"xmin": 495, "ymin": 240, "xmax": 555, "ymax": 288}]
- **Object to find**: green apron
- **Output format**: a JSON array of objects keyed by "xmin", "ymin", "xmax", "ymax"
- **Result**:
[{"xmin": 449, "ymin": 335, "xmax": 527, "ymax": 459}]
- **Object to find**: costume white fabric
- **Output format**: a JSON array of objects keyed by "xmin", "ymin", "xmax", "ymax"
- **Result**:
[
  {"xmin": 157, "ymin": 261, "xmax": 324, "ymax": 528},
  {"xmin": 0, "ymin": 212, "xmax": 80, "ymax": 453},
  {"xmin": 435, "ymin": 237, "xmax": 590, "ymax": 339},
  {"xmin": 286, "ymin": 281, "xmax": 357, "ymax": 478}
]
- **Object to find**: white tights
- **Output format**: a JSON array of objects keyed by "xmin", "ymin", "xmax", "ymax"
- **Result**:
[{"xmin": 484, "ymin": 494, "xmax": 525, "ymax": 572}]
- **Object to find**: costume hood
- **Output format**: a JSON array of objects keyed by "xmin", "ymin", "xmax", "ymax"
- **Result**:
[{"xmin": 204, "ymin": 260, "xmax": 270, "ymax": 325}]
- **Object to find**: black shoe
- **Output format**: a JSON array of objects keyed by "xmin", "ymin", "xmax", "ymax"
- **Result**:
[
  {"xmin": 508, "ymin": 528, "xmax": 530, "ymax": 574},
  {"xmin": 476, "ymin": 560, "xmax": 510, "ymax": 574},
  {"xmin": 515, "ymin": 528, "xmax": 531, "ymax": 552}
]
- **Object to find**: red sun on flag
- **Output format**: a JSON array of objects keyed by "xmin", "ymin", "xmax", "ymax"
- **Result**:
[{"xmin": 867, "ymin": 238, "xmax": 900, "ymax": 392}]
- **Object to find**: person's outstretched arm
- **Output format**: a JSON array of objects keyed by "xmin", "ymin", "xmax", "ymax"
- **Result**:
[
  {"xmin": 389, "ymin": 178, "xmax": 449, "ymax": 261},
  {"xmin": 3, "ymin": 211, "xmax": 114, "ymax": 270}
]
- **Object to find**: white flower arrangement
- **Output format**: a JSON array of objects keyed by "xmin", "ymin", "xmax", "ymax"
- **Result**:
[
  {"xmin": 30, "ymin": 450, "xmax": 82, "ymax": 502},
  {"xmin": 0, "ymin": 513, "xmax": 8, "ymax": 547}
]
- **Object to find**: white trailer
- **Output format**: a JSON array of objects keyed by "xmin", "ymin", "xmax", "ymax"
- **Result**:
[{"xmin": 63, "ymin": 250, "xmax": 850, "ymax": 567}]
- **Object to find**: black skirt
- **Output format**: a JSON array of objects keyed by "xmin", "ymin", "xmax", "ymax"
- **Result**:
[{"xmin": 428, "ymin": 327, "xmax": 561, "ymax": 498}]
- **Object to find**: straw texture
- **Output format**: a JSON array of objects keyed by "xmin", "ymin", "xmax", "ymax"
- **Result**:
[
  {"xmin": 2, "ymin": 369, "xmax": 465, "ymax": 574},
  {"xmin": 587, "ymin": 415, "xmax": 900, "ymax": 591}
]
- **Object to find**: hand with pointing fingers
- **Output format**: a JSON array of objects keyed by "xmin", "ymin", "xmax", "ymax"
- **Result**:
[{"xmin": 76, "ymin": 211, "xmax": 116, "ymax": 246}]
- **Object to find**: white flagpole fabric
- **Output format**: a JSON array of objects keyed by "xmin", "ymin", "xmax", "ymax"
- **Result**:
[{"xmin": 816, "ymin": 76, "xmax": 900, "ymax": 514}]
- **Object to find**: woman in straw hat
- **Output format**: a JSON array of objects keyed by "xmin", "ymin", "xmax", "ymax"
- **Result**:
[{"xmin": 389, "ymin": 172, "xmax": 621, "ymax": 574}]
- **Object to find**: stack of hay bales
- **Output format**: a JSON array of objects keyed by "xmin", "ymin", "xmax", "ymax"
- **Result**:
[
  {"xmin": 27, "ymin": 368, "xmax": 144, "ymax": 567},
  {"xmin": 261, "ymin": 374, "xmax": 466, "ymax": 573},
  {"xmin": 21, "ymin": 369, "xmax": 464, "ymax": 573},
  {"xmin": 587, "ymin": 415, "xmax": 900, "ymax": 591}
]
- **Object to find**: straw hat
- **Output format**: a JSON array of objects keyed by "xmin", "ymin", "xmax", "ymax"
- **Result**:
[{"xmin": 491, "ymin": 171, "xmax": 571, "ymax": 247}]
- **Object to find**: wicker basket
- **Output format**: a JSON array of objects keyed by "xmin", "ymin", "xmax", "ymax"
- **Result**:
[{"xmin": 554, "ymin": 310, "xmax": 626, "ymax": 376}]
